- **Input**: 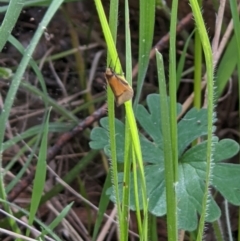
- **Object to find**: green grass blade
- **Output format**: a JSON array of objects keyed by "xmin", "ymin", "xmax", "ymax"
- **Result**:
[
  {"xmin": 121, "ymin": 122, "xmax": 131, "ymax": 241},
  {"xmin": 95, "ymin": 2, "xmax": 148, "ymax": 240},
  {"xmin": 148, "ymin": 214, "xmax": 158, "ymax": 241},
  {"xmin": 229, "ymin": 2, "xmax": 240, "ymax": 238},
  {"xmin": 108, "ymin": 0, "xmax": 119, "ymax": 44},
  {"xmin": 0, "ymin": 0, "xmax": 64, "ymax": 235},
  {"xmin": 38, "ymin": 202, "xmax": 74, "ymax": 239},
  {"xmin": 212, "ymin": 220, "xmax": 224, "ymax": 241},
  {"xmin": 94, "ymin": 0, "xmax": 123, "ymax": 238},
  {"xmin": 6, "ymin": 136, "xmax": 40, "ymax": 194},
  {"xmin": 0, "ymin": 151, "xmax": 97, "ymax": 230},
  {"xmin": 26, "ymin": 108, "xmax": 51, "ymax": 236},
  {"xmin": 216, "ymin": 35, "xmax": 237, "ymax": 97},
  {"xmin": 193, "ymin": 30, "xmax": 202, "ymax": 109},
  {"xmin": 0, "ymin": 0, "xmax": 64, "ymax": 149},
  {"xmin": 0, "ymin": 0, "xmax": 24, "ymax": 51},
  {"xmin": 132, "ymin": 149, "xmax": 142, "ymax": 234},
  {"xmin": 229, "ymin": 0, "xmax": 240, "ymax": 168},
  {"xmin": 188, "ymin": 1, "xmax": 215, "ymax": 240},
  {"xmin": 0, "ymin": 3, "xmax": 25, "ymax": 229},
  {"xmin": 120, "ymin": 1, "xmax": 133, "ymax": 239},
  {"xmin": 156, "ymin": 50, "xmax": 178, "ymax": 241},
  {"xmin": 3, "ymin": 123, "xmax": 74, "ymax": 152},
  {"xmin": 168, "ymin": 0, "xmax": 179, "ymax": 182},
  {"xmin": 5, "ymin": 34, "xmax": 78, "ymax": 121},
  {"xmin": 94, "ymin": 0, "xmax": 120, "ymax": 72},
  {"xmin": 4, "ymin": 137, "xmax": 37, "ymax": 178},
  {"xmin": 125, "ymin": 0, "xmax": 132, "ymax": 85},
  {"xmin": 133, "ymin": 0, "xmax": 155, "ymax": 107},
  {"xmin": 7, "ymin": 34, "xmax": 50, "ymax": 114},
  {"xmin": 176, "ymin": 30, "xmax": 195, "ymax": 89},
  {"xmin": 0, "ymin": 199, "xmax": 63, "ymax": 241}
]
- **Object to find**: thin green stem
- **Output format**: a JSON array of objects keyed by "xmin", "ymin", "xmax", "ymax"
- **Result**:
[
  {"xmin": 188, "ymin": 1, "xmax": 215, "ymax": 240},
  {"xmin": 193, "ymin": 31, "xmax": 202, "ymax": 109},
  {"xmin": 169, "ymin": 0, "xmax": 179, "ymax": 182},
  {"xmin": 156, "ymin": 51, "xmax": 178, "ymax": 241}
]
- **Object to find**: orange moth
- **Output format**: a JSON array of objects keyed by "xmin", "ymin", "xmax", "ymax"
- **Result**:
[{"xmin": 105, "ymin": 68, "xmax": 134, "ymax": 106}]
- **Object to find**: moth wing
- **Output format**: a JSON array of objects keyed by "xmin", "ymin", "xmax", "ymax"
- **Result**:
[
  {"xmin": 107, "ymin": 75, "xmax": 126, "ymax": 97},
  {"xmin": 116, "ymin": 87, "xmax": 134, "ymax": 106},
  {"xmin": 106, "ymin": 72, "xmax": 134, "ymax": 106}
]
